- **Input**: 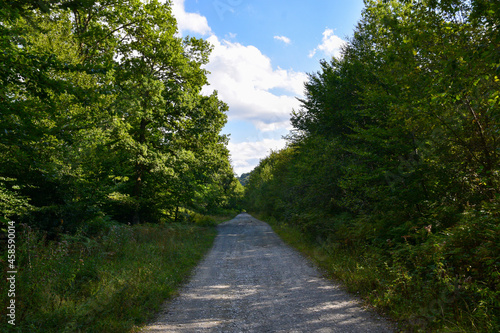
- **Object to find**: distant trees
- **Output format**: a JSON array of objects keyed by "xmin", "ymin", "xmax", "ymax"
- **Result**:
[
  {"xmin": 238, "ymin": 173, "xmax": 251, "ymax": 186},
  {"xmin": 244, "ymin": 0, "xmax": 498, "ymax": 330},
  {"xmin": 1, "ymin": 0, "xmax": 241, "ymax": 233}
]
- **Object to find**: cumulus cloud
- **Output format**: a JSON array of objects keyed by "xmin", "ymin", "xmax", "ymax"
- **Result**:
[
  {"xmin": 171, "ymin": 0, "xmax": 212, "ymax": 35},
  {"xmin": 229, "ymin": 139, "xmax": 288, "ymax": 175},
  {"xmin": 274, "ymin": 35, "xmax": 291, "ymax": 44},
  {"xmin": 202, "ymin": 35, "xmax": 307, "ymax": 131},
  {"xmin": 169, "ymin": 1, "xmax": 306, "ymax": 174},
  {"xmin": 309, "ymin": 28, "xmax": 347, "ymax": 59}
]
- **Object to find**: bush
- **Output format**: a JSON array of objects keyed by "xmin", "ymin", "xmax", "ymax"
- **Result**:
[
  {"xmin": 0, "ymin": 221, "xmax": 217, "ymax": 332},
  {"xmin": 189, "ymin": 213, "xmax": 217, "ymax": 227},
  {"xmin": 263, "ymin": 209, "xmax": 500, "ymax": 333}
]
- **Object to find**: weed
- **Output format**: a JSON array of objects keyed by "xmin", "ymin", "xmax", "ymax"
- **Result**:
[
  {"xmin": 0, "ymin": 222, "xmax": 217, "ymax": 332},
  {"xmin": 258, "ymin": 213, "xmax": 499, "ymax": 333}
]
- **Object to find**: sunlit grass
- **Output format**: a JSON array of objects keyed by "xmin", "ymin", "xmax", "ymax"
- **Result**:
[
  {"xmin": 259, "ymin": 214, "xmax": 499, "ymax": 333},
  {"xmin": 0, "ymin": 221, "xmax": 217, "ymax": 332}
]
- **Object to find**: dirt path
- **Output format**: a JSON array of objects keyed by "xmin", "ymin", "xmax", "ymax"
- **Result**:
[{"xmin": 143, "ymin": 213, "xmax": 394, "ymax": 332}]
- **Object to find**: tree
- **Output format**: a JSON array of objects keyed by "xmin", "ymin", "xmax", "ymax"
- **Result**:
[
  {"xmin": 244, "ymin": 2, "xmax": 499, "ymax": 329},
  {"xmin": 0, "ymin": 0, "xmax": 237, "ymax": 230},
  {"xmin": 0, "ymin": 6, "xmax": 116, "ymax": 230},
  {"xmin": 103, "ymin": 0, "xmax": 228, "ymax": 222}
]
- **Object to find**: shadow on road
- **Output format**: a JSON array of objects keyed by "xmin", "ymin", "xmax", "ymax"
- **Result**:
[{"xmin": 144, "ymin": 213, "xmax": 393, "ymax": 332}]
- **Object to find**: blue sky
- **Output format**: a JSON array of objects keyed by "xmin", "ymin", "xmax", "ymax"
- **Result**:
[{"xmin": 171, "ymin": 0, "xmax": 365, "ymax": 175}]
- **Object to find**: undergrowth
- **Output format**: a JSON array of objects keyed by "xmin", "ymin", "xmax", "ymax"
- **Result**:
[
  {"xmin": 257, "ymin": 213, "xmax": 499, "ymax": 333},
  {"xmin": 0, "ymin": 219, "xmax": 218, "ymax": 332}
]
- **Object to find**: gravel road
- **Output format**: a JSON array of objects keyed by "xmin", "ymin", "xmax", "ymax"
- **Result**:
[{"xmin": 143, "ymin": 213, "xmax": 395, "ymax": 332}]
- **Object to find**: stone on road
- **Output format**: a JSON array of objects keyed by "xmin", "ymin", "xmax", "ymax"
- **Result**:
[{"xmin": 143, "ymin": 213, "xmax": 394, "ymax": 332}]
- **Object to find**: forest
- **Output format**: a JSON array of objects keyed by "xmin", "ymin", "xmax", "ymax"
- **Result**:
[
  {"xmin": 0, "ymin": 0, "xmax": 243, "ymax": 233},
  {"xmin": 1, "ymin": 0, "xmax": 498, "ymax": 332},
  {"xmin": 244, "ymin": 0, "xmax": 499, "ymax": 331},
  {"xmin": 0, "ymin": 0, "xmax": 242, "ymax": 331}
]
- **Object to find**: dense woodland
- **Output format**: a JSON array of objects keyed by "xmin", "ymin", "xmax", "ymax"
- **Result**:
[
  {"xmin": 0, "ymin": 1, "xmax": 243, "ymax": 330},
  {"xmin": 0, "ymin": 0, "xmax": 243, "ymax": 235},
  {"xmin": 244, "ymin": 0, "xmax": 499, "ymax": 331},
  {"xmin": 1, "ymin": 0, "xmax": 499, "ymax": 331}
]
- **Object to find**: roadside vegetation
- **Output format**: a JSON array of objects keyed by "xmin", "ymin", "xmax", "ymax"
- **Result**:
[
  {"xmin": 1, "ymin": 0, "xmax": 498, "ymax": 332},
  {"xmin": 0, "ymin": 0, "xmax": 244, "ymax": 234},
  {"xmin": 0, "ymin": 1, "xmax": 242, "ymax": 331},
  {"xmin": 245, "ymin": 1, "xmax": 499, "ymax": 332},
  {"xmin": 0, "ymin": 216, "xmax": 226, "ymax": 332},
  {"xmin": 259, "ymin": 214, "xmax": 497, "ymax": 332}
]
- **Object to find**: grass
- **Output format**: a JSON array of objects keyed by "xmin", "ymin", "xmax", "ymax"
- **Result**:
[
  {"xmin": 256, "ymin": 213, "xmax": 499, "ymax": 333},
  {"xmin": 0, "ymin": 219, "xmax": 221, "ymax": 332}
]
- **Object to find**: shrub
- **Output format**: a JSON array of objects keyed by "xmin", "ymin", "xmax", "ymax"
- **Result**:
[{"xmin": 0, "ymin": 221, "xmax": 217, "ymax": 332}]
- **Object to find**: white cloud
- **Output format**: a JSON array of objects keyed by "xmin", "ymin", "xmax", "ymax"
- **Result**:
[
  {"xmin": 171, "ymin": 0, "xmax": 212, "ymax": 35},
  {"xmin": 274, "ymin": 35, "xmax": 291, "ymax": 44},
  {"xmin": 202, "ymin": 35, "xmax": 307, "ymax": 131},
  {"xmin": 168, "ymin": 1, "xmax": 306, "ymax": 174},
  {"xmin": 229, "ymin": 139, "xmax": 287, "ymax": 175},
  {"xmin": 309, "ymin": 28, "xmax": 347, "ymax": 59}
]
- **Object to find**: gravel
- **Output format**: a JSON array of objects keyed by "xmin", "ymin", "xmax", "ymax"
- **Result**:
[{"xmin": 142, "ymin": 213, "xmax": 395, "ymax": 332}]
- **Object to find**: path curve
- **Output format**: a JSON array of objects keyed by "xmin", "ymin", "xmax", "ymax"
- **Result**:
[{"xmin": 143, "ymin": 213, "xmax": 394, "ymax": 332}]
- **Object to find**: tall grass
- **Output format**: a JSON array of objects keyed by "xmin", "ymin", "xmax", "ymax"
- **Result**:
[
  {"xmin": 1, "ymin": 220, "xmax": 217, "ymax": 332},
  {"xmin": 259, "ymin": 214, "xmax": 499, "ymax": 333}
]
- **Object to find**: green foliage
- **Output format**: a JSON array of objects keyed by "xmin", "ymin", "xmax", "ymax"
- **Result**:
[
  {"xmin": 0, "ymin": 0, "xmax": 241, "ymax": 231},
  {"xmin": 0, "ymin": 222, "xmax": 217, "ymax": 332},
  {"xmin": 238, "ymin": 172, "xmax": 251, "ymax": 186},
  {"xmin": 245, "ymin": 1, "xmax": 499, "ymax": 331},
  {"xmin": 0, "ymin": 178, "xmax": 31, "ymax": 219},
  {"xmin": 263, "ymin": 212, "xmax": 499, "ymax": 332},
  {"xmin": 188, "ymin": 213, "xmax": 218, "ymax": 227},
  {"xmin": 0, "ymin": 3, "xmax": 240, "ymax": 328}
]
